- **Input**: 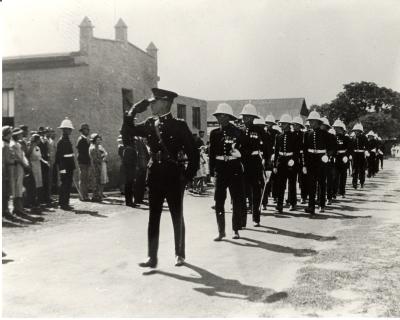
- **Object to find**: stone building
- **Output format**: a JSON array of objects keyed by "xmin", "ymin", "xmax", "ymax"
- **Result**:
[{"xmin": 2, "ymin": 17, "xmax": 207, "ymax": 187}]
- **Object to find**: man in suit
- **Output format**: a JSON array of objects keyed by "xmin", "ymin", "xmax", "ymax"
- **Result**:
[{"xmin": 121, "ymin": 88, "xmax": 199, "ymax": 268}]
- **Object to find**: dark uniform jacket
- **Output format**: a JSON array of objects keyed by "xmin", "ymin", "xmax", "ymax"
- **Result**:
[
  {"xmin": 209, "ymin": 123, "xmax": 244, "ymax": 177},
  {"xmin": 121, "ymin": 112, "xmax": 199, "ymax": 181},
  {"xmin": 264, "ymin": 127, "xmax": 277, "ymax": 170},
  {"xmin": 335, "ymin": 133, "xmax": 351, "ymax": 166},
  {"xmin": 55, "ymin": 135, "xmax": 76, "ymax": 171},
  {"xmin": 293, "ymin": 130, "xmax": 305, "ymax": 167},
  {"xmin": 366, "ymin": 139, "xmax": 378, "ymax": 153},
  {"xmin": 76, "ymin": 135, "xmax": 91, "ymax": 165},
  {"xmin": 349, "ymin": 134, "xmax": 368, "ymax": 154},
  {"xmin": 273, "ymin": 131, "xmax": 300, "ymax": 168},
  {"xmin": 303, "ymin": 128, "xmax": 333, "ymax": 167},
  {"xmin": 241, "ymin": 124, "xmax": 265, "ymax": 161}
]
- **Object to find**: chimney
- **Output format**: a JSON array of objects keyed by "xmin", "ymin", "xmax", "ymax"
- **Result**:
[
  {"xmin": 115, "ymin": 18, "xmax": 128, "ymax": 43},
  {"xmin": 146, "ymin": 42, "xmax": 159, "ymax": 85},
  {"xmin": 79, "ymin": 16, "xmax": 94, "ymax": 54}
]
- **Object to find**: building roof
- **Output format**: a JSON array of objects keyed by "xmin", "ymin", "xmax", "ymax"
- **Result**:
[
  {"xmin": 207, "ymin": 98, "xmax": 309, "ymax": 122},
  {"xmin": 115, "ymin": 18, "xmax": 127, "ymax": 28}
]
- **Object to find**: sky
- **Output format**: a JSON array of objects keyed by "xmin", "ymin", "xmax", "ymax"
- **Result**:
[{"xmin": 1, "ymin": 0, "xmax": 400, "ymax": 105}]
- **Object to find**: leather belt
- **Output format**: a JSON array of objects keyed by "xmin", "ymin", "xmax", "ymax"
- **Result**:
[
  {"xmin": 337, "ymin": 150, "xmax": 347, "ymax": 154},
  {"xmin": 308, "ymin": 149, "xmax": 326, "ymax": 154},
  {"xmin": 63, "ymin": 154, "xmax": 74, "ymax": 158},
  {"xmin": 370, "ymin": 148, "xmax": 376, "ymax": 153},
  {"xmin": 354, "ymin": 149, "xmax": 365, "ymax": 153},
  {"xmin": 251, "ymin": 151, "xmax": 260, "ymax": 156},
  {"xmin": 279, "ymin": 152, "xmax": 293, "ymax": 156},
  {"xmin": 216, "ymin": 156, "xmax": 237, "ymax": 161}
]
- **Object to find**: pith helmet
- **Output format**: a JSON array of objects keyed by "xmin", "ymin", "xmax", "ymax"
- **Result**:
[
  {"xmin": 320, "ymin": 117, "xmax": 331, "ymax": 127},
  {"xmin": 352, "ymin": 123, "xmax": 364, "ymax": 131},
  {"xmin": 240, "ymin": 103, "xmax": 258, "ymax": 117},
  {"xmin": 253, "ymin": 116, "xmax": 266, "ymax": 126},
  {"xmin": 292, "ymin": 116, "xmax": 304, "ymax": 126},
  {"xmin": 272, "ymin": 124, "xmax": 282, "ymax": 133},
  {"xmin": 58, "ymin": 117, "xmax": 74, "ymax": 129},
  {"xmin": 332, "ymin": 119, "xmax": 345, "ymax": 129},
  {"xmin": 305, "ymin": 120, "xmax": 310, "ymax": 126},
  {"xmin": 279, "ymin": 113, "xmax": 292, "ymax": 124},
  {"xmin": 213, "ymin": 103, "xmax": 237, "ymax": 119},
  {"xmin": 307, "ymin": 110, "xmax": 321, "ymax": 121},
  {"xmin": 265, "ymin": 114, "xmax": 276, "ymax": 124},
  {"xmin": 367, "ymin": 130, "xmax": 375, "ymax": 136},
  {"xmin": 328, "ymin": 128, "xmax": 336, "ymax": 135}
]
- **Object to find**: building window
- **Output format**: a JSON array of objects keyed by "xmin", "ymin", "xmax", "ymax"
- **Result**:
[
  {"xmin": 177, "ymin": 104, "xmax": 186, "ymax": 120},
  {"xmin": 2, "ymin": 89, "xmax": 15, "ymax": 126},
  {"xmin": 122, "ymin": 88, "xmax": 133, "ymax": 113},
  {"xmin": 192, "ymin": 106, "xmax": 201, "ymax": 130}
]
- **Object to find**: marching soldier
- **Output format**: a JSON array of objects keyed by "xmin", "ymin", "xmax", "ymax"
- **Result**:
[
  {"xmin": 273, "ymin": 114, "xmax": 300, "ymax": 213},
  {"xmin": 55, "ymin": 118, "xmax": 76, "ymax": 210},
  {"xmin": 209, "ymin": 103, "xmax": 246, "ymax": 240},
  {"xmin": 332, "ymin": 119, "xmax": 351, "ymax": 198},
  {"xmin": 320, "ymin": 117, "xmax": 336, "ymax": 205},
  {"xmin": 303, "ymin": 111, "xmax": 332, "ymax": 215},
  {"xmin": 291, "ymin": 116, "xmax": 307, "ymax": 205},
  {"xmin": 239, "ymin": 104, "xmax": 265, "ymax": 227},
  {"xmin": 366, "ymin": 131, "xmax": 378, "ymax": 178},
  {"xmin": 350, "ymin": 123, "xmax": 368, "ymax": 189},
  {"xmin": 121, "ymin": 88, "xmax": 199, "ymax": 268},
  {"xmin": 376, "ymin": 135, "xmax": 384, "ymax": 170}
]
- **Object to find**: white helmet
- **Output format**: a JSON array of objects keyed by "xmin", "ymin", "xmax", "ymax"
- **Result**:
[
  {"xmin": 213, "ymin": 103, "xmax": 237, "ymax": 119},
  {"xmin": 307, "ymin": 110, "xmax": 321, "ymax": 121},
  {"xmin": 292, "ymin": 116, "xmax": 304, "ymax": 126},
  {"xmin": 332, "ymin": 119, "xmax": 345, "ymax": 129},
  {"xmin": 352, "ymin": 123, "xmax": 364, "ymax": 131},
  {"xmin": 320, "ymin": 117, "xmax": 331, "ymax": 127},
  {"xmin": 272, "ymin": 124, "xmax": 282, "ymax": 133},
  {"xmin": 253, "ymin": 116, "xmax": 266, "ymax": 126},
  {"xmin": 366, "ymin": 130, "xmax": 375, "ymax": 136},
  {"xmin": 58, "ymin": 117, "xmax": 74, "ymax": 129},
  {"xmin": 265, "ymin": 114, "xmax": 276, "ymax": 124},
  {"xmin": 240, "ymin": 103, "xmax": 258, "ymax": 117},
  {"xmin": 328, "ymin": 128, "xmax": 336, "ymax": 135},
  {"xmin": 279, "ymin": 113, "xmax": 292, "ymax": 124},
  {"xmin": 305, "ymin": 120, "xmax": 310, "ymax": 126}
]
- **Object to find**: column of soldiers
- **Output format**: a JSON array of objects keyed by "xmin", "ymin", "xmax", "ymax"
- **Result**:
[{"xmin": 208, "ymin": 103, "xmax": 386, "ymax": 240}]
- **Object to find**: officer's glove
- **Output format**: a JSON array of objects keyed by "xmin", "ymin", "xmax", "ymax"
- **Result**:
[
  {"xmin": 128, "ymin": 99, "xmax": 150, "ymax": 116},
  {"xmin": 302, "ymin": 166, "xmax": 307, "ymax": 175},
  {"xmin": 60, "ymin": 169, "xmax": 66, "ymax": 174},
  {"xmin": 273, "ymin": 167, "xmax": 278, "ymax": 174}
]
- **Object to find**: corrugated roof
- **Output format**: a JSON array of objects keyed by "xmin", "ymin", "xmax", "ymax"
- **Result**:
[{"xmin": 207, "ymin": 98, "xmax": 309, "ymax": 122}]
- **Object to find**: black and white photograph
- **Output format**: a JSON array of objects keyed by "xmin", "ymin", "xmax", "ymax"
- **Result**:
[{"xmin": 1, "ymin": 0, "xmax": 400, "ymax": 317}]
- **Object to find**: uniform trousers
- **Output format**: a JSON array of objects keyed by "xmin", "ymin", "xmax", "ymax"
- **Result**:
[
  {"xmin": 333, "ymin": 159, "xmax": 347, "ymax": 196},
  {"xmin": 276, "ymin": 159, "xmax": 297, "ymax": 208},
  {"xmin": 214, "ymin": 159, "xmax": 245, "ymax": 233},
  {"xmin": 352, "ymin": 153, "xmax": 366, "ymax": 187},
  {"xmin": 298, "ymin": 170, "xmax": 308, "ymax": 201},
  {"xmin": 243, "ymin": 156, "xmax": 263, "ymax": 224},
  {"xmin": 59, "ymin": 170, "xmax": 74, "ymax": 206},
  {"xmin": 134, "ymin": 167, "xmax": 147, "ymax": 203},
  {"xmin": 79, "ymin": 164, "xmax": 91, "ymax": 200},
  {"xmin": 147, "ymin": 163, "xmax": 186, "ymax": 260},
  {"xmin": 124, "ymin": 167, "xmax": 137, "ymax": 205},
  {"xmin": 306, "ymin": 155, "xmax": 327, "ymax": 211},
  {"xmin": 326, "ymin": 162, "xmax": 336, "ymax": 200},
  {"xmin": 367, "ymin": 153, "xmax": 377, "ymax": 177}
]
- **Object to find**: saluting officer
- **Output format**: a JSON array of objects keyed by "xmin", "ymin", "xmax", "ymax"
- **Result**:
[
  {"xmin": 366, "ymin": 130, "xmax": 378, "ymax": 178},
  {"xmin": 55, "ymin": 118, "xmax": 76, "ymax": 210},
  {"xmin": 209, "ymin": 103, "xmax": 246, "ymax": 241},
  {"xmin": 273, "ymin": 114, "xmax": 300, "ymax": 213},
  {"xmin": 332, "ymin": 120, "xmax": 351, "ymax": 198},
  {"xmin": 350, "ymin": 123, "xmax": 368, "ymax": 189},
  {"xmin": 291, "ymin": 116, "xmax": 307, "ymax": 205},
  {"xmin": 121, "ymin": 88, "xmax": 199, "ymax": 268},
  {"xmin": 239, "ymin": 103, "xmax": 265, "ymax": 227},
  {"xmin": 303, "ymin": 111, "xmax": 333, "ymax": 215}
]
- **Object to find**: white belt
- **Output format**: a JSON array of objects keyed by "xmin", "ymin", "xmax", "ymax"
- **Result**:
[
  {"xmin": 300, "ymin": 150, "xmax": 304, "ymax": 154},
  {"xmin": 216, "ymin": 156, "xmax": 237, "ymax": 161},
  {"xmin": 279, "ymin": 152, "xmax": 293, "ymax": 156},
  {"xmin": 337, "ymin": 150, "xmax": 347, "ymax": 154},
  {"xmin": 354, "ymin": 149, "xmax": 365, "ymax": 153},
  {"xmin": 371, "ymin": 148, "xmax": 376, "ymax": 153},
  {"xmin": 63, "ymin": 154, "xmax": 74, "ymax": 158},
  {"xmin": 308, "ymin": 149, "xmax": 326, "ymax": 154},
  {"xmin": 251, "ymin": 151, "xmax": 260, "ymax": 156}
]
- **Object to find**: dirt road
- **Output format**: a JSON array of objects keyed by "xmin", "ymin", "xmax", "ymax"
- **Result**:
[{"xmin": 2, "ymin": 160, "xmax": 400, "ymax": 317}]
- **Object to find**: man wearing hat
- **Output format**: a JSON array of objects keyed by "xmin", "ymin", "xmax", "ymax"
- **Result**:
[
  {"xmin": 350, "ymin": 123, "xmax": 368, "ymax": 189},
  {"xmin": 332, "ymin": 120, "xmax": 350, "ymax": 198},
  {"xmin": 239, "ymin": 103, "xmax": 265, "ymax": 226},
  {"xmin": 303, "ymin": 111, "xmax": 333, "ymax": 215},
  {"xmin": 55, "ymin": 117, "xmax": 76, "ymax": 210},
  {"xmin": 122, "ymin": 88, "xmax": 199, "ymax": 268},
  {"xmin": 208, "ymin": 102, "xmax": 246, "ymax": 240},
  {"xmin": 273, "ymin": 114, "xmax": 300, "ymax": 213},
  {"xmin": 366, "ymin": 130, "xmax": 378, "ymax": 178},
  {"xmin": 291, "ymin": 116, "xmax": 307, "ymax": 205},
  {"xmin": 76, "ymin": 123, "xmax": 92, "ymax": 201}
]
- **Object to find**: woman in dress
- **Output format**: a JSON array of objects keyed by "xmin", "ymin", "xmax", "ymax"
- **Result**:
[
  {"xmin": 26, "ymin": 134, "xmax": 46, "ymax": 207},
  {"xmin": 89, "ymin": 134, "xmax": 109, "ymax": 202}
]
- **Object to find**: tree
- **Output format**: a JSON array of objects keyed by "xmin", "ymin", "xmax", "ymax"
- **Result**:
[{"xmin": 348, "ymin": 112, "xmax": 400, "ymax": 140}]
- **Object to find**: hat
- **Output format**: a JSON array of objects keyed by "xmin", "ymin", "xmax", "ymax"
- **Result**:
[
  {"xmin": 332, "ymin": 119, "xmax": 345, "ymax": 129},
  {"xmin": 90, "ymin": 133, "xmax": 101, "ymax": 142},
  {"xmin": 265, "ymin": 114, "xmax": 276, "ymax": 124},
  {"xmin": 213, "ymin": 103, "xmax": 237, "ymax": 119},
  {"xmin": 292, "ymin": 116, "xmax": 304, "ymax": 127},
  {"xmin": 352, "ymin": 123, "xmax": 364, "ymax": 131},
  {"xmin": 58, "ymin": 117, "xmax": 74, "ymax": 129},
  {"xmin": 253, "ymin": 116, "xmax": 266, "ymax": 126},
  {"xmin": 279, "ymin": 114, "xmax": 292, "ymax": 124},
  {"xmin": 305, "ymin": 120, "xmax": 310, "ymax": 126},
  {"xmin": 19, "ymin": 124, "xmax": 28, "ymax": 130},
  {"xmin": 79, "ymin": 123, "xmax": 90, "ymax": 132},
  {"xmin": 272, "ymin": 124, "xmax": 282, "ymax": 133},
  {"xmin": 30, "ymin": 133, "xmax": 41, "ymax": 142},
  {"xmin": 240, "ymin": 103, "xmax": 258, "ymax": 117},
  {"xmin": 12, "ymin": 128, "xmax": 24, "ymax": 136},
  {"xmin": 367, "ymin": 130, "xmax": 375, "ymax": 136},
  {"xmin": 38, "ymin": 126, "xmax": 49, "ymax": 134},
  {"xmin": 320, "ymin": 117, "xmax": 331, "ymax": 127},
  {"xmin": 328, "ymin": 128, "xmax": 336, "ymax": 135},
  {"xmin": 148, "ymin": 88, "xmax": 178, "ymax": 102},
  {"xmin": 307, "ymin": 111, "xmax": 322, "ymax": 122},
  {"xmin": 2, "ymin": 126, "xmax": 12, "ymax": 137}
]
